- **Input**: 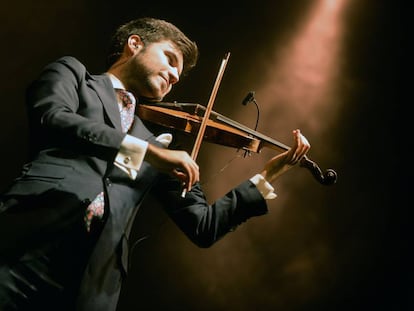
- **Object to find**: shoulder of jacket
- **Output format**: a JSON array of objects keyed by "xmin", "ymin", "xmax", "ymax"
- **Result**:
[
  {"xmin": 47, "ymin": 56, "xmax": 102, "ymax": 84},
  {"xmin": 55, "ymin": 56, "xmax": 87, "ymax": 73}
]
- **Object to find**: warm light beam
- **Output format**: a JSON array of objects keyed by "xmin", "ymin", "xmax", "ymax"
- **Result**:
[{"xmin": 251, "ymin": 0, "xmax": 348, "ymax": 137}]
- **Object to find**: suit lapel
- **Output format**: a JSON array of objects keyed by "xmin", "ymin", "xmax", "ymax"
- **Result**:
[
  {"xmin": 88, "ymin": 74, "xmax": 156, "ymax": 142},
  {"xmin": 89, "ymin": 75, "xmax": 123, "ymax": 132}
]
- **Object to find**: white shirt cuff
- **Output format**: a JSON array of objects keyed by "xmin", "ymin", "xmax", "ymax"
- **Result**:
[
  {"xmin": 249, "ymin": 174, "xmax": 277, "ymax": 200},
  {"xmin": 114, "ymin": 133, "xmax": 173, "ymax": 180},
  {"xmin": 115, "ymin": 135, "xmax": 148, "ymax": 179}
]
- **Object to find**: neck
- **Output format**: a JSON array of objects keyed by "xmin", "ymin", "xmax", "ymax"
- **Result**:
[{"xmin": 107, "ymin": 55, "xmax": 129, "ymax": 79}]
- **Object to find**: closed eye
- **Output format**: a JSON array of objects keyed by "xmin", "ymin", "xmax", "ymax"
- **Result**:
[{"xmin": 165, "ymin": 51, "xmax": 182, "ymax": 75}]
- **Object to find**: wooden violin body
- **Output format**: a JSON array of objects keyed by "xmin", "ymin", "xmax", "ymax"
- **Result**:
[
  {"xmin": 137, "ymin": 102, "xmax": 337, "ymax": 185},
  {"xmin": 138, "ymin": 102, "xmax": 262, "ymax": 152}
]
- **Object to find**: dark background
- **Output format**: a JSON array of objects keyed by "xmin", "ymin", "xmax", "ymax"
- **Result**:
[{"xmin": 0, "ymin": 1, "xmax": 407, "ymax": 310}]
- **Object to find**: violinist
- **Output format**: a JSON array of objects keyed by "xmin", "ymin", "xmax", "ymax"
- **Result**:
[{"xmin": 0, "ymin": 17, "xmax": 310, "ymax": 311}]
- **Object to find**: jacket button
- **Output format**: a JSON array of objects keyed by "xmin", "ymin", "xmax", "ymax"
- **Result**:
[
  {"xmin": 105, "ymin": 178, "xmax": 111, "ymax": 186},
  {"xmin": 123, "ymin": 156, "xmax": 131, "ymax": 164}
]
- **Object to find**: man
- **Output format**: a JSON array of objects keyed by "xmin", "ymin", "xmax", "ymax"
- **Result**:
[{"xmin": 0, "ymin": 17, "xmax": 310, "ymax": 310}]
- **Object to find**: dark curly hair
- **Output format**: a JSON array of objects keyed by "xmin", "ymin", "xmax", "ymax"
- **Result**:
[{"xmin": 107, "ymin": 17, "xmax": 199, "ymax": 76}]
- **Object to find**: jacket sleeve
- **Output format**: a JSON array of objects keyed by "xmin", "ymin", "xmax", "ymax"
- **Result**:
[
  {"xmin": 25, "ymin": 56, "xmax": 125, "ymax": 161},
  {"xmin": 153, "ymin": 176, "xmax": 269, "ymax": 248}
]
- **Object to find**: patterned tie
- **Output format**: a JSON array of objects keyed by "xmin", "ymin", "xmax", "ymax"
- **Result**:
[
  {"xmin": 116, "ymin": 89, "xmax": 136, "ymax": 133},
  {"xmin": 84, "ymin": 89, "xmax": 136, "ymax": 232}
]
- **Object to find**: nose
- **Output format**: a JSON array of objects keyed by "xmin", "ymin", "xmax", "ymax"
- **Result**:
[{"xmin": 169, "ymin": 67, "xmax": 179, "ymax": 85}]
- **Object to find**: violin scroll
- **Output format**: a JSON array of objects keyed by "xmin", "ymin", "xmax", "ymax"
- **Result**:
[{"xmin": 300, "ymin": 156, "xmax": 337, "ymax": 185}]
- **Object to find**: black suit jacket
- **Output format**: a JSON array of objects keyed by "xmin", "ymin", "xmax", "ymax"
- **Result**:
[{"xmin": 0, "ymin": 56, "xmax": 268, "ymax": 310}]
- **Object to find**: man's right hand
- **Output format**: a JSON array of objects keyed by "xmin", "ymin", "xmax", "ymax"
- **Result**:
[{"xmin": 145, "ymin": 144, "xmax": 200, "ymax": 192}]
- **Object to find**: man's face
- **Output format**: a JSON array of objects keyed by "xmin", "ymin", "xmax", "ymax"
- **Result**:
[{"xmin": 124, "ymin": 40, "xmax": 184, "ymax": 102}]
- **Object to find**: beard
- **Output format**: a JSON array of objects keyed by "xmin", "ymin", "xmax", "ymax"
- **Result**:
[{"xmin": 123, "ymin": 54, "xmax": 166, "ymax": 102}]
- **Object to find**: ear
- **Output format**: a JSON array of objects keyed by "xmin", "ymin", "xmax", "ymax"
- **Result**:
[{"xmin": 126, "ymin": 35, "xmax": 144, "ymax": 54}]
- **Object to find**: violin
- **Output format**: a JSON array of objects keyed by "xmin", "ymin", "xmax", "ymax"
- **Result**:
[
  {"xmin": 139, "ymin": 52, "xmax": 337, "ymax": 187},
  {"xmin": 137, "ymin": 102, "xmax": 337, "ymax": 185}
]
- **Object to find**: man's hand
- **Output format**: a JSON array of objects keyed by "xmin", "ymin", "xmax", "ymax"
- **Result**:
[
  {"xmin": 145, "ymin": 144, "xmax": 199, "ymax": 192},
  {"xmin": 261, "ymin": 129, "xmax": 310, "ymax": 184}
]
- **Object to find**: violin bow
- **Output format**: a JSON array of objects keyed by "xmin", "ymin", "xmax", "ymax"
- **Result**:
[{"xmin": 182, "ymin": 52, "xmax": 231, "ymax": 197}]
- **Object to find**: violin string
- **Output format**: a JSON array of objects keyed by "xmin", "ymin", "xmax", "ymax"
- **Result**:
[{"xmin": 200, "ymin": 153, "xmax": 244, "ymax": 187}]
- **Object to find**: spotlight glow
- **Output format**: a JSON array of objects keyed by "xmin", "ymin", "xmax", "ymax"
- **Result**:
[{"xmin": 248, "ymin": 0, "xmax": 348, "ymax": 136}]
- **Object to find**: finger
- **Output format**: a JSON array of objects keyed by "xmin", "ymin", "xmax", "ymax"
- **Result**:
[
  {"xmin": 191, "ymin": 161, "xmax": 200, "ymax": 183},
  {"xmin": 182, "ymin": 163, "xmax": 194, "ymax": 192},
  {"xmin": 184, "ymin": 160, "xmax": 200, "ymax": 191},
  {"xmin": 288, "ymin": 129, "xmax": 301, "ymax": 163},
  {"xmin": 184, "ymin": 167, "xmax": 193, "ymax": 192},
  {"xmin": 297, "ymin": 133, "xmax": 310, "ymax": 159},
  {"xmin": 298, "ymin": 132, "xmax": 310, "ymax": 149},
  {"xmin": 290, "ymin": 129, "xmax": 311, "ymax": 164},
  {"xmin": 173, "ymin": 169, "xmax": 188, "ymax": 186}
]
